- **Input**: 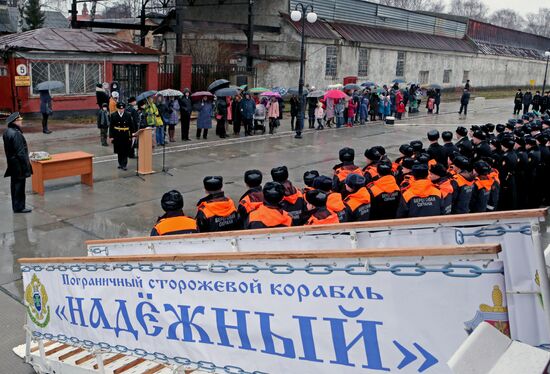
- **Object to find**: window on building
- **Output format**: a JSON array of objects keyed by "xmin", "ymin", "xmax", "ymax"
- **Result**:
[
  {"xmin": 0, "ymin": 67, "xmax": 7, "ymax": 76},
  {"xmin": 358, "ymin": 48, "xmax": 369, "ymax": 76},
  {"xmin": 462, "ymin": 70, "xmax": 470, "ymax": 83},
  {"xmin": 419, "ymin": 71, "xmax": 429, "ymax": 85},
  {"xmin": 396, "ymin": 51, "xmax": 406, "ymax": 77},
  {"xmin": 325, "ymin": 46, "xmax": 338, "ymax": 77},
  {"xmin": 443, "ymin": 69, "xmax": 452, "ymax": 84},
  {"xmin": 31, "ymin": 62, "xmax": 102, "ymax": 96}
]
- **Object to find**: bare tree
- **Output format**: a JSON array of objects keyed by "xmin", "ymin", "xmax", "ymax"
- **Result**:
[
  {"xmin": 449, "ymin": 0, "xmax": 489, "ymax": 21},
  {"xmin": 377, "ymin": 0, "xmax": 446, "ymax": 12},
  {"xmin": 524, "ymin": 8, "xmax": 550, "ymax": 38},
  {"xmin": 42, "ymin": 0, "xmax": 67, "ymax": 13},
  {"xmin": 488, "ymin": 8, "xmax": 525, "ymax": 30}
]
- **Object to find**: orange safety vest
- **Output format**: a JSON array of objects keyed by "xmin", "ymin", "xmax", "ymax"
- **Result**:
[
  {"xmin": 247, "ymin": 204, "xmax": 292, "ymax": 228},
  {"xmin": 435, "ymin": 178, "xmax": 454, "ymax": 199},
  {"xmin": 306, "ymin": 211, "xmax": 340, "ymax": 225},
  {"xmin": 474, "ymin": 176, "xmax": 494, "ymax": 192},
  {"xmin": 400, "ymin": 174, "xmax": 415, "ymax": 192},
  {"xmin": 363, "ymin": 164, "xmax": 378, "ymax": 179},
  {"xmin": 239, "ymin": 192, "xmax": 263, "ymax": 215},
  {"xmin": 344, "ymin": 187, "xmax": 371, "ymax": 213},
  {"xmin": 453, "ymin": 173, "xmax": 474, "ymax": 188},
  {"xmin": 489, "ymin": 169, "xmax": 500, "ymax": 185},
  {"xmin": 198, "ymin": 198, "xmax": 237, "ymax": 218},
  {"xmin": 402, "ymin": 179, "xmax": 442, "ymax": 202},
  {"xmin": 327, "ymin": 192, "xmax": 345, "ymax": 213},
  {"xmin": 153, "ymin": 215, "xmax": 198, "ymax": 236},
  {"xmin": 369, "ymin": 175, "xmax": 400, "ymax": 197},
  {"xmin": 334, "ymin": 164, "xmax": 363, "ymax": 182}
]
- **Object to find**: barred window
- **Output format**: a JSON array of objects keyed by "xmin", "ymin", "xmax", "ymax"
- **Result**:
[
  {"xmin": 462, "ymin": 70, "xmax": 470, "ymax": 83},
  {"xmin": 395, "ymin": 51, "xmax": 406, "ymax": 77},
  {"xmin": 443, "ymin": 69, "xmax": 452, "ymax": 84},
  {"xmin": 325, "ymin": 46, "xmax": 338, "ymax": 77},
  {"xmin": 419, "ymin": 70, "xmax": 429, "ymax": 85},
  {"xmin": 31, "ymin": 62, "xmax": 102, "ymax": 95},
  {"xmin": 358, "ymin": 48, "xmax": 369, "ymax": 76}
]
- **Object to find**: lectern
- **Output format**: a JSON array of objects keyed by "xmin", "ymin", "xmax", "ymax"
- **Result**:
[{"xmin": 135, "ymin": 127, "xmax": 154, "ymax": 175}]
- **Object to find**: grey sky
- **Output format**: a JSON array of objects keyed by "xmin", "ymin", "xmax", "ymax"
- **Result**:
[{"xmin": 445, "ymin": 0, "xmax": 542, "ymax": 16}]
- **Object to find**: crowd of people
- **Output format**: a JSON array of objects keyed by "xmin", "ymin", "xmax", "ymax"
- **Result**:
[
  {"xmin": 150, "ymin": 113, "xmax": 550, "ymax": 236},
  {"xmin": 513, "ymin": 88, "xmax": 550, "ymax": 115}
]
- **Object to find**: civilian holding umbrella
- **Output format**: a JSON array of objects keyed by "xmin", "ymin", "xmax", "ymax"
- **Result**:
[
  {"xmin": 215, "ymin": 96, "xmax": 228, "ymax": 139},
  {"xmin": 267, "ymin": 96, "xmax": 279, "ymax": 134},
  {"xmin": 240, "ymin": 92, "xmax": 256, "ymax": 136},
  {"xmin": 192, "ymin": 93, "xmax": 214, "ymax": 139},
  {"xmin": 179, "ymin": 89, "xmax": 192, "ymax": 141},
  {"xmin": 39, "ymin": 90, "xmax": 53, "ymax": 134}
]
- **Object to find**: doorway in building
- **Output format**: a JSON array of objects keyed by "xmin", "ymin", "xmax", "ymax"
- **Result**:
[{"xmin": 112, "ymin": 64, "xmax": 146, "ymax": 102}]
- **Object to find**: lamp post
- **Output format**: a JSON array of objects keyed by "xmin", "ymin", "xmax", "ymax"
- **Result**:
[
  {"xmin": 542, "ymin": 51, "xmax": 550, "ymax": 96},
  {"xmin": 290, "ymin": 3, "xmax": 317, "ymax": 139}
]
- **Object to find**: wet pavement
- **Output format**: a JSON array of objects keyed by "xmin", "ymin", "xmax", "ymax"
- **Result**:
[{"xmin": 0, "ymin": 97, "xmax": 515, "ymax": 371}]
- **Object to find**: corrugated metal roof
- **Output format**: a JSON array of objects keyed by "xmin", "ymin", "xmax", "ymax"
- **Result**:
[
  {"xmin": 330, "ymin": 22, "xmax": 476, "ymax": 53},
  {"xmin": 284, "ymin": 14, "xmax": 340, "ymax": 40},
  {"xmin": 0, "ymin": 28, "xmax": 159, "ymax": 55},
  {"xmin": 473, "ymin": 41, "xmax": 545, "ymax": 60},
  {"xmin": 468, "ymin": 20, "xmax": 550, "ymax": 52}
]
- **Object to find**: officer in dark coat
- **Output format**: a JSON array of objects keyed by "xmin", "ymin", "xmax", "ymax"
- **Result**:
[
  {"xmin": 427, "ymin": 129, "xmax": 447, "ymax": 166},
  {"xmin": 455, "ymin": 126, "xmax": 473, "ymax": 157},
  {"xmin": 514, "ymin": 137, "xmax": 529, "ymax": 209},
  {"xmin": 441, "ymin": 131, "xmax": 459, "ymax": 163},
  {"xmin": 3, "ymin": 112, "xmax": 32, "ymax": 213},
  {"xmin": 109, "ymin": 102, "xmax": 134, "ymax": 170},
  {"xmin": 471, "ymin": 130, "xmax": 491, "ymax": 161},
  {"xmin": 498, "ymin": 138, "xmax": 518, "ymax": 210},
  {"xmin": 525, "ymin": 136, "xmax": 543, "ymax": 208}
]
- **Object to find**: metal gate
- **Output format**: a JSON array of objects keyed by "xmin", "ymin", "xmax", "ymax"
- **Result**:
[
  {"xmin": 112, "ymin": 64, "xmax": 146, "ymax": 102},
  {"xmin": 192, "ymin": 64, "xmax": 256, "ymax": 92},
  {"xmin": 158, "ymin": 63, "xmax": 181, "ymax": 91}
]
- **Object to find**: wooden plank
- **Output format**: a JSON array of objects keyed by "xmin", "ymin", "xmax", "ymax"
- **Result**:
[
  {"xmin": 85, "ymin": 208, "xmax": 548, "ymax": 246},
  {"xmin": 18, "ymin": 244, "xmax": 501, "ymax": 264},
  {"xmin": 58, "ymin": 347, "xmax": 85, "ymax": 361},
  {"xmin": 31, "ymin": 340, "xmax": 55, "ymax": 352},
  {"xmin": 93, "ymin": 353, "xmax": 125, "ymax": 369},
  {"xmin": 113, "ymin": 357, "xmax": 146, "ymax": 373},
  {"xmin": 34, "ymin": 152, "xmax": 93, "ymax": 164},
  {"xmin": 45, "ymin": 343, "xmax": 70, "ymax": 356},
  {"xmin": 142, "ymin": 364, "xmax": 167, "ymax": 374},
  {"xmin": 75, "ymin": 353, "xmax": 95, "ymax": 365}
]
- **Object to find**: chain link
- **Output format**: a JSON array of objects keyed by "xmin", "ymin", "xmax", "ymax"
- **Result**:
[
  {"xmin": 455, "ymin": 225, "xmax": 531, "ymax": 245},
  {"xmin": 30, "ymin": 332, "xmax": 265, "ymax": 374}
]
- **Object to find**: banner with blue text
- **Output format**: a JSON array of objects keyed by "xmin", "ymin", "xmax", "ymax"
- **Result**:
[{"xmin": 22, "ymin": 258, "xmax": 506, "ymax": 373}]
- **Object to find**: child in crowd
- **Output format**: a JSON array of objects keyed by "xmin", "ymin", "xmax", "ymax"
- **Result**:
[{"xmin": 315, "ymin": 102, "xmax": 324, "ymax": 130}]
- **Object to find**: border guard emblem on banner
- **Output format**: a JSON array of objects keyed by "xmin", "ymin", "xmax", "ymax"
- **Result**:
[
  {"xmin": 465, "ymin": 285, "xmax": 509, "ymax": 336},
  {"xmin": 25, "ymin": 274, "xmax": 50, "ymax": 328}
]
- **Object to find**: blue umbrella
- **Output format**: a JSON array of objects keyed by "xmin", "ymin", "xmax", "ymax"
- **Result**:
[
  {"xmin": 36, "ymin": 80, "xmax": 64, "ymax": 91},
  {"xmin": 215, "ymin": 87, "xmax": 239, "ymax": 97},
  {"xmin": 136, "ymin": 90, "xmax": 157, "ymax": 102},
  {"xmin": 360, "ymin": 81, "xmax": 376, "ymax": 87},
  {"xmin": 392, "ymin": 78, "xmax": 406, "ymax": 84}
]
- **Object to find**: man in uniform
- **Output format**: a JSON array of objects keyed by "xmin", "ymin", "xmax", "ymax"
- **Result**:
[
  {"xmin": 455, "ymin": 126, "xmax": 473, "ymax": 158},
  {"xmin": 3, "ymin": 112, "xmax": 32, "ymax": 213},
  {"xmin": 441, "ymin": 131, "xmax": 458, "ymax": 163},
  {"xmin": 304, "ymin": 189, "xmax": 339, "ymax": 225},
  {"xmin": 332, "ymin": 147, "xmax": 362, "ymax": 194},
  {"xmin": 525, "ymin": 136, "xmax": 543, "ymax": 208},
  {"xmin": 343, "ymin": 173, "xmax": 371, "ymax": 222},
  {"xmin": 362, "ymin": 147, "xmax": 382, "ymax": 184},
  {"xmin": 498, "ymin": 137, "xmax": 518, "ymax": 210},
  {"xmin": 109, "ymin": 102, "xmax": 134, "ymax": 170},
  {"xmin": 151, "ymin": 190, "xmax": 198, "ymax": 236},
  {"xmin": 368, "ymin": 162, "xmax": 400, "ymax": 220},
  {"xmin": 313, "ymin": 175, "xmax": 347, "ymax": 222},
  {"xmin": 451, "ymin": 155, "xmax": 475, "ymax": 214},
  {"xmin": 471, "ymin": 130, "xmax": 491, "ymax": 161},
  {"xmin": 271, "ymin": 166, "xmax": 306, "ymax": 225},
  {"xmin": 245, "ymin": 182, "xmax": 292, "ymax": 229},
  {"xmin": 470, "ymin": 161, "xmax": 494, "ymax": 213},
  {"xmin": 126, "ymin": 97, "xmax": 139, "ymax": 158},
  {"xmin": 302, "ymin": 170, "xmax": 319, "ymax": 193},
  {"xmin": 397, "ymin": 158, "xmax": 416, "ymax": 191},
  {"xmin": 429, "ymin": 163, "xmax": 455, "ymax": 215},
  {"xmin": 514, "ymin": 137, "xmax": 529, "ymax": 209},
  {"xmin": 238, "ymin": 170, "xmax": 264, "ymax": 225},
  {"xmin": 196, "ymin": 176, "xmax": 239, "ymax": 232},
  {"xmin": 427, "ymin": 129, "xmax": 447, "ymax": 166},
  {"xmin": 396, "ymin": 164, "xmax": 443, "ymax": 218}
]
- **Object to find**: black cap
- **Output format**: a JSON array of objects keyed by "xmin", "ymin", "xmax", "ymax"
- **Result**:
[
  {"xmin": 484, "ymin": 123, "xmax": 495, "ymax": 132},
  {"xmin": 410, "ymin": 140, "xmax": 424, "ymax": 152},
  {"xmin": 522, "ymin": 114, "xmax": 530, "ymax": 120},
  {"xmin": 271, "ymin": 166, "xmax": 289, "ymax": 183},
  {"xmin": 339, "ymin": 147, "xmax": 355, "ymax": 162},
  {"xmin": 456, "ymin": 126, "xmax": 468, "ymax": 137},
  {"xmin": 377, "ymin": 162, "xmax": 392, "ymax": 176},
  {"xmin": 244, "ymin": 169, "xmax": 262, "ymax": 187},
  {"xmin": 490, "ymin": 138, "xmax": 501, "ymax": 148},
  {"xmin": 501, "ymin": 138, "xmax": 515, "ymax": 150},
  {"xmin": 203, "ymin": 176, "xmax": 223, "ymax": 191},
  {"xmin": 401, "ymin": 158, "xmax": 416, "ymax": 170},
  {"xmin": 453, "ymin": 155, "xmax": 470, "ymax": 170},
  {"xmin": 5, "ymin": 112, "xmax": 22, "ymax": 125},
  {"xmin": 442, "ymin": 131, "xmax": 453, "ymax": 142},
  {"xmin": 263, "ymin": 181, "xmax": 285, "ymax": 205},
  {"xmin": 473, "ymin": 161, "xmax": 491, "ymax": 176},
  {"xmin": 515, "ymin": 137, "xmax": 526, "ymax": 147},
  {"xmin": 417, "ymin": 153, "xmax": 431, "ymax": 165},
  {"xmin": 373, "ymin": 145, "xmax": 386, "ymax": 156},
  {"xmin": 525, "ymin": 136, "xmax": 537, "ymax": 146},
  {"xmin": 473, "ymin": 130, "xmax": 486, "ymax": 141},
  {"xmin": 496, "ymin": 124, "xmax": 505, "ymax": 133},
  {"xmin": 399, "ymin": 144, "xmax": 414, "ymax": 157},
  {"xmin": 470, "ymin": 125, "xmax": 480, "ymax": 132},
  {"xmin": 128, "ymin": 96, "xmax": 136, "ymax": 103},
  {"xmin": 116, "ymin": 102, "xmax": 125, "ymax": 109},
  {"xmin": 364, "ymin": 147, "xmax": 381, "ymax": 161},
  {"xmin": 313, "ymin": 175, "xmax": 333, "ymax": 192},
  {"xmin": 507, "ymin": 118, "xmax": 517, "ymax": 126},
  {"xmin": 303, "ymin": 170, "xmax": 319, "ymax": 187},
  {"xmin": 536, "ymin": 134, "xmax": 548, "ymax": 144},
  {"xmin": 305, "ymin": 189, "xmax": 328, "ymax": 207},
  {"xmin": 345, "ymin": 173, "xmax": 366, "ymax": 191},
  {"xmin": 161, "ymin": 190, "xmax": 184, "ymax": 212},
  {"xmin": 429, "ymin": 163, "xmax": 447, "ymax": 178},
  {"xmin": 412, "ymin": 163, "xmax": 429, "ymax": 179},
  {"xmin": 427, "ymin": 129, "xmax": 440, "ymax": 141}
]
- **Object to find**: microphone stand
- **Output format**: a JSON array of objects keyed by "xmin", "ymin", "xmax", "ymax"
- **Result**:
[{"xmin": 161, "ymin": 126, "xmax": 173, "ymax": 176}]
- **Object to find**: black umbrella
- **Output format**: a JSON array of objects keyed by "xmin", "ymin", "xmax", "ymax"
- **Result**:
[
  {"xmin": 215, "ymin": 86, "xmax": 239, "ymax": 97},
  {"xmin": 208, "ymin": 79, "xmax": 230, "ymax": 93},
  {"xmin": 287, "ymin": 87, "xmax": 309, "ymax": 96}
]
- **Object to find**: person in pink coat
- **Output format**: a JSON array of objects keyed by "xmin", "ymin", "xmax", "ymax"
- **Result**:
[
  {"xmin": 346, "ymin": 100, "xmax": 357, "ymax": 127},
  {"xmin": 267, "ymin": 96, "xmax": 280, "ymax": 134}
]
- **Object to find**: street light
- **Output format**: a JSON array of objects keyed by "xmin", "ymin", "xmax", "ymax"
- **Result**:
[
  {"xmin": 542, "ymin": 51, "xmax": 550, "ymax": 96},
  {"xmin": 291, "ymin": 3, "xmax": 317, "ymax": 139}
]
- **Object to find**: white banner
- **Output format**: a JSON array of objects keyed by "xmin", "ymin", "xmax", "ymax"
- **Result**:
[
  {"xmin": 22, "ymin": 257, "xmax": 506, "ymax": 373},
  {"xmin": 88, "ymin": 216, "xmax": 549, "ymax": 348}
]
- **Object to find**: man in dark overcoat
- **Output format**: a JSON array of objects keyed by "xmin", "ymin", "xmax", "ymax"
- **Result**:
[{"xmin": 109, "ymin": 102, "xmax": 134, "ymax": 170}]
